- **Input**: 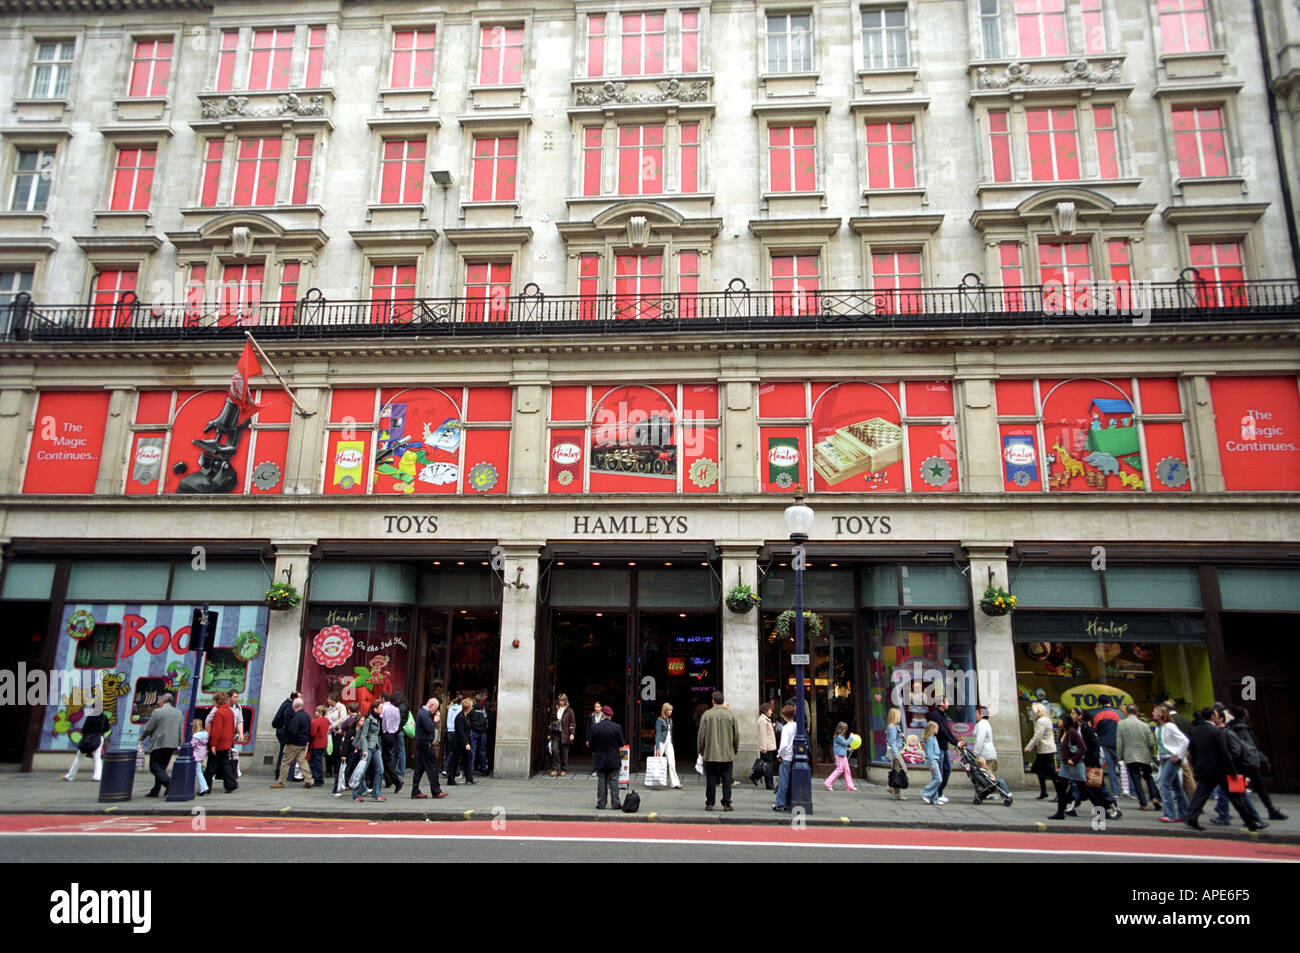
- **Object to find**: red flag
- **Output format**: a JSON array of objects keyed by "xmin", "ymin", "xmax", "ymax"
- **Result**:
[{"xmin": 229, "ymin": 340, "xmax": 263, "ymax": 415}]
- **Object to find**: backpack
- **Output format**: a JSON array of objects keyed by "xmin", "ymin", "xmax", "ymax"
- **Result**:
[
  {"xmin": 621, "ymin": 788, "xmax": 641, "ymax": 813},
  {"xmin": 469, "ymin": 708, "xmax": 488, "ymax": 732}
]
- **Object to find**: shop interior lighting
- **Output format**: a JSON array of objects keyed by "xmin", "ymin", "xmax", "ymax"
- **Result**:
[
  {"xmin": 595, "ymin": 612, "xmax": 603, "ymax": 617},
  {"xmin": 557, "ymin": 561, "xmax": 566, "ymax": 566},
  {"xmin": 664, "ymin": 562, "xmax": 672, "ymax": 566},
  {"xmin": 627, "ymin": 561, "xmax": 636, "ymax": 566},
  {"xmin": 457, "ymin": 561, "xmax": 465, "ymax": 566},
  {"xmin": 432, "ymin": 561, "xmax": 441, "ymax": 566},
  {"xmin": 678, "ymin": 612, "xmax": 686, "ymax": 617},
  {"xmin": 592, "ymin": 561, "xmax": 601, "ymax": 566}
]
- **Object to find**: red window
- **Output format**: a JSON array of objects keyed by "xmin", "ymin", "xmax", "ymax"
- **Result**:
[
  {"xmin": 110, "ymin": 146, "xmax": 156, "ymax": 211},
  {"xmin": 579, "ymin": 253, "xmax": 600, "ymax": 320},
  {"xmin": 1159, "ymin": 0, "xmax": 1211, "ymax": 54},
  {"xmin": 479, "ymin": 25, "xmax": 524, "ymax": 85},
  {"xmin": 1039, "ymin": 241, "xmax": 1093, "ymax": 311},
  {"xmin": 233, "ymin": 137, "xmax": 281, "ymax": 206},
  {"xmin": 682, "ymin": 10, "xmax": 700, "ymax": 72},
  {"xmin": 1082, "ymin": 0, "xmax": 1105, "ymax": 54},
  {"xmin": 1172, "ymin": 106, "xmax": 1228, "ymax": 178},
  {"xmin": 989, "ymin": 110, "xmax": 1012, "ymax": 182},
  {"xmin": 248, "ymin": 28, "xmax": 294, "ymax": 91},
  {"xmin": 91, "ymin": 267, "xmax": 138, "ymax": 328},
  {"xmin": 471, "ymin": 136, "xmax": 517, "ymax": 201},
  {"xmin": 771, "ymin": 254, "xmax": 819, "ymax": 316},
  {"xmin": 621, "ymin": 12, "xmax": 665, "ymax": 76},
  {"xmin": 1026, "ymin": 107, "xmax": 1079, "ymax": 181},
  {"xmin": 1189, "ymin": 241, "xmax": 1246, "ymax": 307},
  {"xmin": 128, "ymin": 39, "xmax": 172, "ymax": 97},
  {"xmin": 617, "ymin": 124, "xmax": 664, "ymax": 195},
  {"xmin": 219, "ymin": 262, "xmax": 264, "ymax": 325},
  {"xmin": 871, "ymin": 251, "xmax": 923, "ymax": 313},
  {"xmin": 379, "ymin": 139, "xmax": 426, "ymax": 204},
  {"xmin": 582, "ymin": 127, "xmax": 603, "ymax": 196},
  {"xmin": 865, "ymin": 120, "xmax": 914, "ymax": 189},
  {"xmin": 291, "ymin": 137, "xmax": 312, "ymax": 205},
  {"xmin": 587, "ymin": 15, "xmax": 605, "ymax": 77},
  {"xmin": 371, "ymin": 263, "xmax": 416, "ymax": 323},
  {"xmin": 216, "ymin": 30, "xmax": 238, "ymax": 92},
  {"xmin": 678, "ymin": 250, "xmax": 699, "ymax": 319},
  {"xmin": 390, "ymin": 29, "xmax": 435, "ymax": 88},
  {"xmin": 999, "ymin": 242, "xmax": 1025, "ymax": 311},
  {"xmin": 768, "ymin": 125, "xmax": 816, "ymax": 193},
  {"xmin": 465, "ymin": 262, "xmax": 511, "ymax": 322},
  {"xmin": 185, "ymin": 263, "xmax": 206, "ymax": 327},
  {"xmin": 1093, "ymin": 105, "xmax": 1119, "ymax": 178},
  {"xmin": 680, "ymin": 123, "xmax": 699, "ymax": 192},
  {"xmin": 305, "ymin": 26, "xmax": 327, "ymax": 87},
  {"xmin": 278, "ymin": 261, "xmax": 299, "ymax": 325},
  {"xmin": 200, "ymin": 140, "xmax": 224, "ymax": 207},
  {"xmin": 1107, "ymin": 238, "xmax": 1133, "ymax": 311},
  {"xmin": 614, "ymin": 253, "xmax": 663, "ymax": 319},
  {"xmin": 1016, "ymin": 0, "xmax": 1067, "ymax": 57}
]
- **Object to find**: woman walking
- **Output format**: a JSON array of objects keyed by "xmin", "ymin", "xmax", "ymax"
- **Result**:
[
  {"xmin": 1023, "ymin": 702, "xmax": 1057, "ymax": 800},
  {"xmin": 1050, "ymin": 715, "xmax": 1117, "ymax": 819},
  {"xmin": 751, "ymin": 701, "xmax": 777, "ymax": 789},
  {"xmin": 885, "ymin": 707, "xmax": 908, "ymax": 800},
  {"xmin": 1075, "ymin": 708, "xmax": 1120, "ymax": 816},
  {"xmin": 824, "ymin": 722, "xmax": 858, "ymax": 792},
  {"xmin": 549, "ymin": 693, "xmax": 576, "ymax": 776},
  {"xmin": 352, "ymin": 702, "xmax": 385, "ymax": 802},
  {"xmin": 62, "ymin": 704, "xmax": 110, "ymax": 782},
  {"xmin": 655, "ymin": 702, "xmax": 682, "ymax": 789},
  {"xmin": 1153, "ymin": 703, "xmax": 1190, "ymax": 822}
]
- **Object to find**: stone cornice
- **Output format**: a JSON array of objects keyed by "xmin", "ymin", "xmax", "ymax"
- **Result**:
[{"xmin": 0, "ymin": 0, "xmax": 210, "ymax": 9}]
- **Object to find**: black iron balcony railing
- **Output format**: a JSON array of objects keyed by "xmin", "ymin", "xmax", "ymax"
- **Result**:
[{"xmin": 4, "ymin": 272, "xmax": 1298, "ymax": 343}]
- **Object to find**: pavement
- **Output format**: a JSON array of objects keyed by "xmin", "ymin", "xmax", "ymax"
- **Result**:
[{"xmin": 4, "ymin": 765, "xmax": 1297, "ymax": 843}]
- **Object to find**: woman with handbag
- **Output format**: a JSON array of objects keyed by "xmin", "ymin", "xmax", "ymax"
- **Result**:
[
  {"xmin": 1051, "ymin": 715, "xmax": 1119, "ymax": 820},
  {"xmin": 63, "ymin": 704, "xmax": 111, "ymax": 782},
  {"xmin": 1023, "ymin": 702, "xmax": 1057, "ymax": 799},
  {"xmin": 549, "ymin": 693, "xmax": 576, "ymax": 776},
  {"xmin": 751, "ymin": 701, "xmax": 777, "ymax": 789},
  {"xmin": 885, "ymin": 707, "xmax": 908, "ymax": 800},
  {"xmin": 1074, "ymin": 708, "xmax": 1119, "ymax": 815},
  {"xmin": 655, "ymin": 702, "xmax": 682, "ymax": 789}
]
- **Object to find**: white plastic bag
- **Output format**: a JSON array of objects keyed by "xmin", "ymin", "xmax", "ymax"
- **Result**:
[
  {"xmin": 645, "ymin": 755, "xmax": 668, "ymax": 787},
  {"xmin": 135, "ymin": 745, "xmax": 146, "ymax": 771},
  {"xmin": 347, "ymin": 752, "xmax": 371, "ymax": 789},
  {"xmin": 695, "ymin": 754, "xmax": 705, "ymax": 775}
]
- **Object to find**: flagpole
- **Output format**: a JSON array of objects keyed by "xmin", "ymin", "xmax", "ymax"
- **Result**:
[{"xmin": 244, "ymin": 332, "xmax": 312, "ymax": 417}]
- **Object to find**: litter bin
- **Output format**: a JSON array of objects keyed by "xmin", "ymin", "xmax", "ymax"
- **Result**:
[{"xmin": 98, "ymin": 748, "xmax": 137, "ymax": 803}]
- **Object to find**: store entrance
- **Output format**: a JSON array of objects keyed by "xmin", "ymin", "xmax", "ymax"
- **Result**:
[
  {"xmin": 760, "ymin": 612, "xmax": 857, "ymax": 772},
  {"xmin": 1221, "ymin": 612, "xmax": 1299, "ymax": 793},
  {"xmin": 549, "ymin": 611, "xmax": 630, "ymax": 769},
  {"xmin": 1, "ymin": 602, "xmax": 51, "ymax": 764},
  {"xmin": 635, "ymin": 612, "xmax": 720, "ymax": 767}
]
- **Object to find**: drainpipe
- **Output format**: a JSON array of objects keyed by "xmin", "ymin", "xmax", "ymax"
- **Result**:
[{"xmin": 1253, "ymin": 0, "xmax": 1300, "ymax": 281}]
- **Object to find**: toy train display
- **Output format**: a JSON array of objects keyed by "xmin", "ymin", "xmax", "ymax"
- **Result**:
[{"xmin": 590, "ymin": 413, "xmax": 677, "ymax": 476}]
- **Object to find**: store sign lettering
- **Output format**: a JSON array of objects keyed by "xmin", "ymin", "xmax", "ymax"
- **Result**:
[
  {"xmin": 831, "ymin": 515, "xmax": 892, "ymax": 535},
  {"xmin": 768, "ymin": 445, "xmax": 799, "ymax": 467},
  {"xmin": 383, "ymin": 514, "xmax": 439, "ymax": 534},
  {"xmin": 1085, "ymin": 617, "xmax": 1128, "ymax": 639},
  {"xmin": 572, "ymin": 514, "xmax": 689, "ymax": 535},
  {"xmin": 909, "ymin": 611, "xmax": 953, "ymax": 627},
  {"xmin": 1061, "ymin": 684, "xmax": 1133, "ymax": 711},
  {"xmin": 326, "ymin": 608, "xmax": 366, "ymax": 628},
  {"xmin": 119, "ymin": 614, "xmax": 192, "ymax": 658},
  {"xmin": 552, "ymin": 443, "xmax": 582, "ymax": 466}
]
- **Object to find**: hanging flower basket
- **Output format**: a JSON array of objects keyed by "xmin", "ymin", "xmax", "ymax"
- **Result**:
[
  {"xmin": 979, "ymin": 584, "xmax": 1017, "ymax": 617},
  {"xmin": 266, "ymin": 581, "xmax": 301, "ymax": 611},
  {"xmin": 725, "ymin": 584, "xmax": 760, "ymax": 614},
  {"xmin": 774, "ymin": 609, "xmax": 823, "ymax": 640}
]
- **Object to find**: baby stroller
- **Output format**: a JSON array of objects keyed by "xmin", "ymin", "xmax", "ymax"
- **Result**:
[{"xmin": 958, "ymin": 745, "xmax": 1013, "ymax": 806}]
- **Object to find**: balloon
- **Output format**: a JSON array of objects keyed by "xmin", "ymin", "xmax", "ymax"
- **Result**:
[{"xmin": 849, "ymin": 733, "xmax": 862, "ymax": 750}]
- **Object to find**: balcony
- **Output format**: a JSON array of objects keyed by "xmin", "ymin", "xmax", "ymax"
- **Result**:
[{"xmin": 5, "ymin": 274, "xmax": 1298, "ymax": 343}]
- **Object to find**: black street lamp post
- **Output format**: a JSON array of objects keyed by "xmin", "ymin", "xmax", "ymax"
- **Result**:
[{"xmin": 784, "ymin": 494, "xmax": 814, "ymax": 814}]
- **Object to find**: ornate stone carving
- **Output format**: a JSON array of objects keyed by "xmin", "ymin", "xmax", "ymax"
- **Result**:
[
  {"xmin": 976, "ymin": 59, "xmax": 1121, "ymax": 89},
  {"xmin": 1053, "ymin": 201, "xmax": 1077, "ymax": 235},
  {"xmin": 200, "ymin": 92, "xmax": 327, "ymax": 119},
  {"xmin": 231, "ymin": 226, "xmax": 253, "ymax": 257},
  {"xmin": 626, "ymin": 216, "xmax": 650, "ymax": 247},
  {"xmin": 574, "ymin": 78, "xmax": 710, "ymax": 106}
]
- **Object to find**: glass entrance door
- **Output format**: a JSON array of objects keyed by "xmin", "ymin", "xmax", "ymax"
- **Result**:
[
  {"xmin": 550, "ymin": 611, "xmax": 630, "ymax": 766},
  {"xmin": 635, "ymin": 612, "xmax": 720, "ymax": 766},
  {"xmin": 761, "ymin": 612, "xmax": 857, "ymax": 770}
]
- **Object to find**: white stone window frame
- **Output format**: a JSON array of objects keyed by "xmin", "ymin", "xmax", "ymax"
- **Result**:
[
  {"xmin": 760, "ymin": 5, "xmax": 817, "ymax": 77},
  {"xmin": 117, "ymin": 31, "xmax": 181, "ymax": 102},
  {"xmin": 362, "ymin": 254, "xmax": 428, "ymax": 303},
  {"xmin": 1148, "ymin": 0, "xmax": 1225, "ymax": 63},
  {"xmin": 858, "ymin": 1, "xmax": 914, "ymax": 73},
  {"xmin": 572, "ymin": 112, "xmax": 710, "ymax": 198},
  {"xmin": 458, "ymin": 117, "xmax": 530, "ymax": 215},
  {"xmin": 27, "ymin": 36, "xmax": 78, "ymax": 100},
  {"xmin": 379, "ymin": 15, "xmax": 444, "ymax": 95},
  {"xmin": 1168, "ymin": 219, "xmax": 1263, "ymax": 282},
  {"xmin": 78, "ymin": 247, "xmax": 157, "ymax": 307},
  {"xmin": 206, "ymin": 22, "xmax": 333, "ymax": 94},
  {"xmin": 853, "ymin": 102, "xmax": 929, "ymax": 200},
  {"xmin": 577, "ymin": 4, "xmax": 709, "ymax": 79},
  {"xmin": 4, "ymin": 144, "xmax": 58, "ymax": 215},
  {"xmin": 1155, "ymin": 89, "xmax": 1245, "ymax": 190},
  {"xmin": 366, "ymin": 119, "xmax": 439, "ymax": 216},
  {"xmin": 1019, "ymin": 223, "xmax": 1146, "ymax": 288},
  {"xmin": 97, "ymin": 130, "xmax": 173, "ymax": 226},
  {"xmin": 755, "ymin": 106, "xmax": 829, "ymax": 201},
  {"xmin": 756, "ymin": 235, "xmax": 832, "ymax": 298},
  {"xmin": 972, "ymin": 0, "xmax": 1112, "ymax": 62},
  {"xmin": 973, "ymin": 93, "xmax": 1135, "ymax": 187},
  {"xmin": 469, "ymin": 15, "xmax": 533, "ymax": 92},
  {"xmin": 196, "ymin": 123, "xmax": 326, "ymax": 210},
  {"xmin": 564, "ymin": 239, "xmax": 713, "ymax": 297}
]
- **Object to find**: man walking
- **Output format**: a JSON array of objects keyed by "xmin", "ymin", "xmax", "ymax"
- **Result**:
[
  {"xmin": 271, "ymin": 690, "xmax": 302, "ymax": 782},
  {"xmin": 447, "ymin": 696, "xmax": 476, "ymax": 785},
  {"xmin": 411, "ymin": 697, "xmax": 447, "ymax": 799},
  {"xmin": 378, "ymin": 693, "xmax": 404, "ymax": 792},
  {"xmin": 1116, "ymin": 704, "xmax": 1159, "ymax": 811},
  {"xmin": 443, "ymin": 693, "xmax": 462, "ymax": 778},
  {"xmin": 926, "ymin": 698, "xmax": 964, "ymax": 804},
  {"xmin": 589, "ymin": 704, "xmax": 624, "ymax": 810},
  {"xmin": 271, "ymin": 697, "xmax": 315, "ymax": 789},
  {"xmin": 139, "ymin": 693, "xmax": 182, "ymax": 797},
  {"xmin": 1185, "ymin": 707, "xmax": 1265, "ymax": 832},
  {"xmin": 469, "ymin": 692, "xmax": 490, "ymax": 775},
  {"xmin": 697, "ymin": 690, "xmax": 740, "ymax": 811}
]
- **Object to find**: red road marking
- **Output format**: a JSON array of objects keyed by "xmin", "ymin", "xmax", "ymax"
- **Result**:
[{"xmin": 0, "ymin": 814, "xmax": 1296, "ymax": 861}]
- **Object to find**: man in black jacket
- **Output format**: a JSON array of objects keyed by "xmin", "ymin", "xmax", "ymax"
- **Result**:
[
  {"xmin": 1185, "ymin": 707, "xmax": 1264, "ymax": 831},
  {"xmin": 411, "ymin": 697, "xmax": 447, "ymax": 799},
  {"xmin": 447, "ymin": 697, "xmax": 475, "ymax": 785},
  {"xmin": 589, "ymin": 705, "xmax": 625, "ymax": 810},
  {"xmin": 270, "ymin": 697, "xmax": 314, "ymax": 789},
  {"xmin": 271, "ymin": 691, "xmax": 301, "ymax": 782},
  {"xmin": 926, "ymin": 699, "xmax": 965, "ymax": 804}
]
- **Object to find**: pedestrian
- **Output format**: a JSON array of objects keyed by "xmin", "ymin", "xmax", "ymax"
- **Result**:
[
  {"xmin": 586, "ymin": 700, "xmax": 603, "ymax": 778},
  {"xmin": 271, "ymin": 697, "xmax": 314, "ymax": 789},
  {"xmin": 270, "ymin": 690, "xmax": 302, "ymax": 782},
  {"xmin": 1185, "ymin": 707, "xmax": 1265, "ymax": 831},
  {"xmin": 333, "ymin": 702, "xmax": 361, "ymax": 796},
  {"xmin": 1207, "ymin": 705, "xmax": 1266, "ymax": 828},
  {"xmin": 920, "ymin": 722, "xmax": 943, "ymax": 805},
  {"xmin": 772, "ymin": 703, "xmax": 796, "ymax": 812},
  {"xmin": 139, "ymin": 692, "xmax": 182, "ymax": 797},
  {"xmin": 1116, "ymin": 704, "xmax": 1160, "ymax": 811},
  {"xmin": 447, "ymin": 696, "xmax": 476, "ymax": 785},
  {"xmin": 352, "ymin": 701, "xmax": 385, "ymax": 802},
  {"xmin": 308, "ymin": 704, "xmax": 330, "ymax": 786},
  {"xmin": 208, "ymin": 691, "xmax": 238, "ymax": 793},
  {"xmin": 411, "ymin": 697, "xmax": 447, "ymax": 799},
  {"xmin": 393, "ymin": 690, "xmax": 411, "ymax": 778},
  {"xmin": 189, "ymin": 718, "xmax": 210, "ymax": 796},
  {"xmin": 549, "ymin": 693, "xmax": 576, "ymax": 777},
  {"xmin": 443, "ymin": 692, "xmax": 462, "ymax": 778},
  {"xmin": 824, "ymin": 721, "xmax": 857, "ymax": 792},
  {"xmin": 1024, "ymin": 702, "xmax": 1058, "ymax": 800},
  {"xmin": 377, "ymin": 693, "xmax": 404, "ymax": 793},
  {"xmin": 1225, "ymin": 705, "xmax": 1287, "ymax": 821},
  {"xmin": 469, "ymin": 692, "xmax": 490, "ymax": 776},
  {"xmin": 1152, "ymin": 703, "xmax": 1190, "ymax": 823},
  {"xmin": 1074, "ymin": 708, "xmax": 1120, "ymax": 817},
  {"xmin": 970, "ymin": 706, "xmax": 997, "ymax": 775},
  {"xmin": 885, "ymin": 707, "xmax": 908, "ymax": 800},
  {"xmin": 654, "ymin": 702, "xmax": 682, "ymax": 789},
  {"xmin": 210, "ymin": 690, "xmax": 245, "ymax": 779},
  {"xmin": 1093, "ymin": 706, "xmax": 1122, "ymax": 796},
  {"xmin": 63, "ymin": 702, "xmax": 110, "ymax": 782},
  {"xmin": 1050, "ymin": 715, "xmax": 1116, "ymax": 820},
  {"xmin": 751, "ymin": 701, "xmax": 776, "ymax": 789},
  {"xmin": 589, "ymin": 704, "xmax": 624, "ymax": 809},
  {"xmin": 925, "ymin": 698, "xmax": 964, "ymax": 804},
  {"xmin": 697, "ymin": 690, "xmax": 740, "ymax": 811},
  {"xmin": 325, "ymin": 692, "xmax": 347, "ymax": 781}
]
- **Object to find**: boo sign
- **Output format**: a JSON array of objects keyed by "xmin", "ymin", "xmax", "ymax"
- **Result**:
[{"xmin": 1061, "ymin": 683, "xmax": 1133, "ymax": 712}]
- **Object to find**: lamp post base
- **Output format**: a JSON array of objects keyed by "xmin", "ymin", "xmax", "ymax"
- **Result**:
[
  {"xmin": 165, "ymin": 743, "xmax": 196, "ymax": 802},
  {"xmin": 791, "ymin": 734, "xmax": 814, "ymax": 813}
]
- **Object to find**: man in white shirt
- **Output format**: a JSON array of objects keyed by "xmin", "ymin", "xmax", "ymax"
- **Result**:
[
  {"xmin": 443, "ymin": 694, "xmax": 463, "ymax": 779},
  {"xmin": 772, "ymin": 703, "xmax": 796, "ymax": 812},
  {"xmin": 970, "ymin": 706, "xmax": 997, "ymax": 774}
]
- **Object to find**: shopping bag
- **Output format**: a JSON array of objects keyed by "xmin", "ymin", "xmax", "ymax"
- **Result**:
[
  {"xmin": 1226, "ymin": 774, "xmax": 1247, "ymax": 795},
  {"xmin": 1117, "ymin": 760, "xmax": 1132, "ymax": 797},
  {"xmin": 695, "ymin": 754, "xmax": 705, "ymax": 775},
  {"xmin": 347, "ymin": 752, "xmax": 370, "ymax": 789},
  {"xmin": 135, "ymin": 745, "xmax": 146, "ymax": 771},
  {"xmin": 326, "ymin": 735, "xmax": 333, "ymax": 757},
  {"xmin": 645, "ymin": 756, "xmax": 668, "ymax": 787}
]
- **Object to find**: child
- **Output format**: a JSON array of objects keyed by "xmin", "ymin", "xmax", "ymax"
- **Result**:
[
  {"xmin": 191, "ymin": 718, "xmax": 210, "ymax": 796},
  {"xmin": 309, "ymin": 704, "xmax": 331, "ymax": 787},
  {"xmin": 824, "ymin": 722, "xmax": 857, "ymax": 792},
  {"xmin": 921, "ymin": 722, "xmax": 943, "ymax": 805}
]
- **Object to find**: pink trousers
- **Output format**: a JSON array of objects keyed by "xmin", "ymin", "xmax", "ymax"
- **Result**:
[{"xmin": 825, "ymin": 754, "xmax": 857, "ymax": 791}]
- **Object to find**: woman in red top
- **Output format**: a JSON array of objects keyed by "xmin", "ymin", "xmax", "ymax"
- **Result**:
[{"xmin": 208, "ymin": 692, "xmax": 238, "ymax": 793}]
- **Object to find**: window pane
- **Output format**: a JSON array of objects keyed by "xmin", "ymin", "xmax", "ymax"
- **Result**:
[
  {"xmin": 372, "ymin": 563, "xmax": 416, "ymax": 603},
  {"xmin": 310, "ymin": 563, "xmax": 372, "ymax": 602},
  {"xmin": 637, "ymin": 568, "xmax": 716, "ymax": 608},
  {"xmin": 901, "ymin": 565, "xmax": 968, "ymax": 607},
  {"xmin": 169, "ymin": 562, "xmax": 268, "ymax": 601},
  {"xmin": 551, "ymin": 569, "xmax": 631, "ymax": 607},
  {"xmin": 1104, "ymin": 566, "xmax": 1201, "ymax": 609},
  {"xmin": 859, "ymin": 565, "xmax": 900, "ymax": 606},
  {"xmin": 760, "ymin": 568, "xmax": 854, "ymax": 610},
  {"xmin": 1014, "ymin": 565, "xmax": 1103, "ymax": 608},
  {"xmin": 67, "ymin": 560, "xmax": 171, "ymax": 601},
  {"xmin": 1, "ymin": 561, "xmax": 56, "ymax": 599},
  {"xmin": 1217, "ymin": 568, "xmax": 1300, "ymax": 611},
  {"xmin": 420, "ymin": 571, "xmax": 495, "ymax": 606}
]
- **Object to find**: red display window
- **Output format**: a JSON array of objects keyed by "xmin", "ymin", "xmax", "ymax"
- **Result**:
[
  {"xmin": 479, "ymin": 25, "xmax": 524, "ymax": 85},
  {"xmin": 989, "ymin": 110, "xmax": 1012, "ymax": 183},
  {"xmin": 760, "ymin": 426, "xmax": 806, "ymax": 493},
  {"xmin": 22, "ymin": 391, "xmax": 111, "ymax": 494},
  {"xmin": 1016, "ymin": 0, "xmax": 1067, "ymax": 57},
  {"xmin": 162, "ymin": 391, "xmax": 253, "ymax": 494},
  {"xmin": 621, "ymin": 12, "xmax": 665, "ymax": 75},
  {"xmin": 617, "ymin": 124, "xmax": 664, "ymax": 196},
  {"xmin": 996, "ymin": 379, "xmax": 1037, "ymax": 416},
  {"xmin": 769, "ymin": 125, "xmax": 816, "ymax": 192},
  {"xmin": 1138, "ymin": 378, "xmax": 1182, "ymax": 416},
  {"xmin": 810, "ymin": 381, "xmax": 903, "ymax": 492},
  {"xmin": 462, "ymin": 428, "xmax": 510, "ymax": 494},
  {"xmin": 1026, "ymin": 107, "xmax": 1079, "ymax": 182},
  {"xmin": 467, "ymin": 386, "xmax": 513, "ymax": 422},
  {"xmin": 550, "ymin": 386, "xmax": 588, "ymax": 422},
  {"xmin": 1040, "ymin": 378, "xmax": 1143, "ymax": 492},
  {"xmin": 865, "ymin": 120, "xmax": 914, "ymax": 190},
  {"xmin": 1210, "ymin": 376, "xmax": 1300, "ymax": 491},
  {"xmin": 905, "ymin": 380, "xmax": 954, "ymax": 417},
  {"xmin": 390, "ymin": 28, "xmax": 435, "ymax": 89},
  {"xmin": 128, "ymin": 38, "xmax": 172, "ymax": 98},
  {"xmin": 908, "ymin": 424, "xmax": 959, "ymax": 493},
  {"xmin": 999, "ymin": 424, "xmax": 1042, "ymax": 492},
  {"xmin": 548, "ymin": 428, "xmax": 586, "ymax": 493}
]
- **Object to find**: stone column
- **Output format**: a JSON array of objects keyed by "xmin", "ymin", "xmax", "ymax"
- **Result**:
[
  {"xmin": 720, "ymin": 543, "xmax": 762, "ymax": 759},
  {"xmin": 955, "ymin": 354, "xmax": 1002, "ymax": 493},
  {"xmin": 280, "ymin": 360, "xmax": 329, "ymax": 496},
  {"xmin": 962, "ymin": 540, "xmax": 1025, "ymax": 790},
  {"xmin": 94, "ymin": 386, "xmax": 135, "ymax": 494},
  {"xmin": 256, "ymin": 540, "xmax": 314, "ymax": 774},
  {"xmin": 719, "ymin": 355, "xmax": 759, "ymax": 494},
  {"xmin": 493, "ymin": 542, "xmax": 543, "ymax": 778},
  {"xmin": 509, "ymin": 358, "xmax": 549, "ymax": 495},
  {"xmin": 1184, "ymin": 375, "xmax": 1224, "ymax": 492},
  {"xmin": 0, "ymin": 373, "xmax": 35, "ymax": 495}
]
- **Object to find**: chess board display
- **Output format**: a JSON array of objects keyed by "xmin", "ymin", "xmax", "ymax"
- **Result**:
[{"xmin": 813, "ymin": 416, "xmax": 903, "ymax": 483}]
